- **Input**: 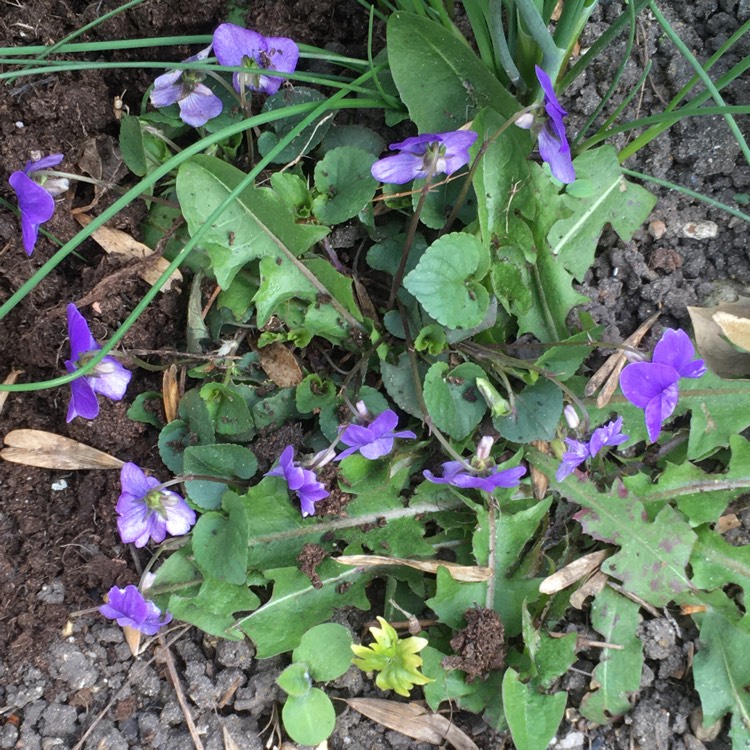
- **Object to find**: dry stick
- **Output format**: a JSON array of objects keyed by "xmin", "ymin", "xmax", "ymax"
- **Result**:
[
  {"xmin": 585, "ymin": 312, "xmax": 659, "ymax": 406},
  {"xmin": 159, "ymin": 635, "xmax": 206, "ymax": 750}
]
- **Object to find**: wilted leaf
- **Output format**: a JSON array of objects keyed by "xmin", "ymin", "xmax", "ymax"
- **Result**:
[
  {"xmin": 163, "ymin": 365, "xmax": 180, "ymax": 423},
  {"xmin": 688, "ymin": 300, "xmax": 750, "ymax": 378},
  {"xmin": 76, "ymin": 213, "xmax": 182, "ymax": 291},
  {"xmin": 1, "ymin": 429, "xmax": 124, "ymax": 470},
  {"xmin": 345, "ymin": 697, "xmax": 479, "ymax": 750},
  {"xmin": 539, "ymin": 550, "xmax": 610, "ymax": 595},
  {"xmin": 335, "ymin": 555, "xmax": 491, "ymax": 582},
  {"xmin": 257, "ymin": 342, "xmax": 303, "ymax": 388}
]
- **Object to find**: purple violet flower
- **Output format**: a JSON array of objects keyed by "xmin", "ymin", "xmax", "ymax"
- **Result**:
[
  {"xmin": 8, "ymin": 153, "xmax": 67, "ymax": 256},
  {"xmin": 619, "ymin": 328, "xmax": 706, "ymax": 443},
  {"xmin": 116, "ymin": 462, "xmax": 196, "ymax": 548},
  {"xmin": 65, "ymin": 304, "xmax": 132, "ymax": 423},
  {"xmin": 424, "ymin": 436, "xmax": 526, "ymax": 492},
  {"xmin": 534, "ymin": 66, "xmax": 575, "ymax": 184},
  {"xmin": 336, "ymin": 409, "xmax": 416, "ymax": 461},
  {"xmin": 213, "ymin": 23, "xmax": 299, "ymax": 96},
  {"xmin": 265, "ymin": 445, "xmax": 329, "ymax": 517},
  {"xmin": 371, "ymin": 130, "xmax": 478, "ymax": 185},
  {"xmin": 150, "ymin": 45, "xmax": 223, "ymax": 127},
  {"xmin": 555, "ymin": 417, "xmax": 628, "ymax": 482},
  {"xmin": 99, "ymin": 585, "xmax": 172, "ymax": 635}
]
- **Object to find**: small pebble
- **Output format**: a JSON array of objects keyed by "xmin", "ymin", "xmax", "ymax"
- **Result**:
[
  {"xmin": 682, "ymin": 221, "xmax": 719, "ymax": 239},
  {"xmin": 649, "ymin": 219, "xmax": 667, "ymax": 239},
  {"xmin": 50, "ymin": 480, "xmax": 68, "ymax": 492}
]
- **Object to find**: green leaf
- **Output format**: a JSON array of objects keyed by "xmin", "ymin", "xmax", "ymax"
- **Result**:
[
  {"xmin": 579, "ymin": 587, "xmax": 643, "ymax": 723},
  {"xmin": 238, "ymin": 561, "xmax": 370, "ymax": 657},
  {"xmin": 502, "ymin": 668, "xmax": 566, "ymax": 750},
  {"xmin": 295, "ymin": 374, "xmax": 337, "ymax": 413},
  {"xmin": 548, "ymin": 147, "xmax": 657, "ymax": 281},
  {"xmin": 168, "ymin": 578, "xmax": 259, "ymax": 640},
  {"xmin": 282, "ymin": 688, "xmax": 336, "ymax": 745},
  {"xmin": 493, "ymin": 380, "xmax": 563, "ymax": 443},
  {"xmin": 127, "ymin": 391, "xmax": 163, "ymax": 428},
  {"xmin": 320, "ymin": 124, "xmax": 385, "ymax": 156},
  {"xmin": 312, "ymin": 146, "xmax": 378, "ymax": 225},
  {"xmin": 380, "ymin": 352, "xmax": 428, "ymax": 419},
  {"xmin": 176, "ymin": 155, "xmax": 328, "ymax": 289},
  {"xmin": 423, "ymin": 361, "xmax": 488, "ymax": 440},
  {"xmin": 192, "ymin": 492, "xmax": 249, "ymax": 585},
  {"xmin": 258, "ymin": 87, "xmax": 333, "ymax": 164},
  {"xmin": 200, "ymin": 382, "xmax": 254, "ymax": 436},
  {"xmin": 623, "ymin": 436, "xmax": 750, "ymax": 526},
  {"xmin": 118, "ymin": 114, "xmax": 148, "ymax": 176},
  {"xmin": 293, "ymin": 623, "xmax": 353, "ymax": 682},
  {"xmin": 387, "ymin": 12, "xmax": 518, "ymax": 132},
  {"xmin": 183, "ymin": 444, "xmax": 257, "ymax": 511},
  {"xmin": 277, "ymin": 663, "xmax": 313, "ymax": 697},
  {"xmin": 532, "ymin": 451, "xmax": 696, "ymax": 607},
  {"xmin": 270, "ymin": 172, "xmax": 314, "ymax": 220},
  {"xmin": 426, "ymin": 567, "xmax": 487, "ymax": 630},
  {"xmin": 522, "ymin": 607, "xmax": 577, "ymax": 689},
  {"xmin": 479, "ymin": 498, "xmax": 552, "ymax": 636},
  {"xmin": 404, "ymin": 232, "xmax": 490, "ymax": 330},
  {"xmin": 151, "ymin": 545, "xmax": 201, "ymax": 606},
  {"xmin": 693, "ymin": 611, "xmax": 750, "ymax": 742},
  {"xmin": 691, "ymin": 526, "xmax": 750, "ymax": 595},
  {"xmin": 158, "ymin": 420, "xmax": 190, "ymax": 474}
]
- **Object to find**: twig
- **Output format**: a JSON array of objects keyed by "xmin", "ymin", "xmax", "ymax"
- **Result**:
[{"xmin": 159, "ymin": 635, "xmax": 205, "ymax": 750}]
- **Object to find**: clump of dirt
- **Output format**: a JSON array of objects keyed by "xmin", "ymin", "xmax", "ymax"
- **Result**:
[{"xmin": 442, "ymin": 607, "xmax": 506, "ymax": 682}]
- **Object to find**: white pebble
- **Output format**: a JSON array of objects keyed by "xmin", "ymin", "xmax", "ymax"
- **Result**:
[
  {"xmin": 51, "ymin": 479, "xmax": 68, "ymax": 491},
  {"xmin": 682, "ymin": 220, "xmax": 718, "ymax": 240}
]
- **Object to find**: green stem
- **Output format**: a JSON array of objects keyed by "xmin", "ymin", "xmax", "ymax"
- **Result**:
[{"xmin": 387, "ymin": 172, "xmax": 435, "ymax": 311}]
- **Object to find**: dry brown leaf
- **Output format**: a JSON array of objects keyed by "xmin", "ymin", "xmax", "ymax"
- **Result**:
[
  {"xmin": 1, "ymin": 429, "xmax": 124, "ymax": 470},
  {"xmin": 716, "ymin": 513, "xmax": 741, "ymax": 534},
  {"xmin": 585, "ymin": 313, "xmax": 659, "ymax": 407},
  {"xmin": 0, "ymin": 369, "xmax": 23, "ymax": 417},
  {"xmin": 530, "ymin": 440, "xmax": 550, "ymax": 500},
  {"xmin": 335, "ymin": 554, "xmax": 491, "ymax": 582},
  {"xmin": 76, "ymin": 213, "xmax": 182, "ymax": 292},
  {"xmin": 345, "ymin": 698, "xmax": 479, "ymax": 750},
  {"xmin": 162, "ymin": 364, "xmax": 180, "ymax": 423},
  {"xmin": 570, "ymin": 570, "xmax": 609, "ymax": 609},
  {"xmin": 73, "ymin": 135, "xmax": 127, "ymax": 213},
  {"xmin": 688, "ymin": 300, "xmax": 750, "ymax": 378},
  {"xmin": 257, "ymin": 342, "xmax": 303, "ymax": 388},
  {"xmin": 123, "ymin": 625, "xmax": 142, "ymax": 657},
  {"xmin": 539, "ymin": 550, "xmax": 610, "ymax": 595}
]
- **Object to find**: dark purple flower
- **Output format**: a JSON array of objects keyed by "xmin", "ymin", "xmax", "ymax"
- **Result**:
[
  {"xmin": 336, "ymin": 409, "xmax": 416, "ymax": 461},
  {"xmin": 65, "ymin": 304, "xmax": 132, "ymax": 423},
  {"xmin": 534, "ymin": 66, "xmax": 575, "ymax": 184},
  {"xmin": 555, "ymin": 418, "xmax": 628, "ymax": 482},
  {"xmin": 424, "ymin": 461, "xmax": 526, "ymax": 493},
  {"xmin": 8, "ymin": 153, "xmax": 67, "ymax": 255},
  {"xmin": 213, "ymin": 23, "xmax": 299, "ymax": 96},
  {"xmin": 99, "ymin": 585, "xmax": 172, "ymax": 635},
  {"xmin": 116, "ymin": 463, "xmax": 196, "ymax": 548},
  {"xmin": 371, "ymin": 130, "xmax": 478, "ymax": 184},
  {"xmin": 265, "ymin": 445, "xmax": 329, "ymax": 517},
  {"xmin": 620, "ymin": 328, "xmax": 706, "ymax": 443},
  {"xmin": 150, "ymin": 45, "xmax": 223, "ymax": 127}
]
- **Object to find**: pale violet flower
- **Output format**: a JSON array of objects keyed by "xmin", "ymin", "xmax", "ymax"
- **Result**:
[
  {"xmin": 555, "ymin": 417, "xmax": 628, "ymax": 481},
  {"xmin": 336, "ymin": 409, "xmax": 416, "ymax": 461},
  {"xmin": 116, "ymin": 463, "xmax": 196, "ymax": 548},
  {"xmin": 100, "ymin": 585, "xmax": 172, "ymax": 635},
  {"xmin": 150, "ymin": 45, "xmax": 223, "ymax": 127},
  {"xmin": 8, "ymin": 152, "xmax": 67, "ymax": 255},
  {"xmin": 265, "ymin": 445, "xmax": 329, "ymax": 517},
  {"xmin": 65, "ymin": 304, "xmax": 131, "ymax": 422},
  {"xmin": 619, "ymin": 329, "xmax": 706, "ymax": 442},
  {"xmin": 213, "ymin": 24, "xmax": 299, "ymax": 96},
  {"xmin": 371, "ymin": 130, "xmax": 478, "ymax": 184}
]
